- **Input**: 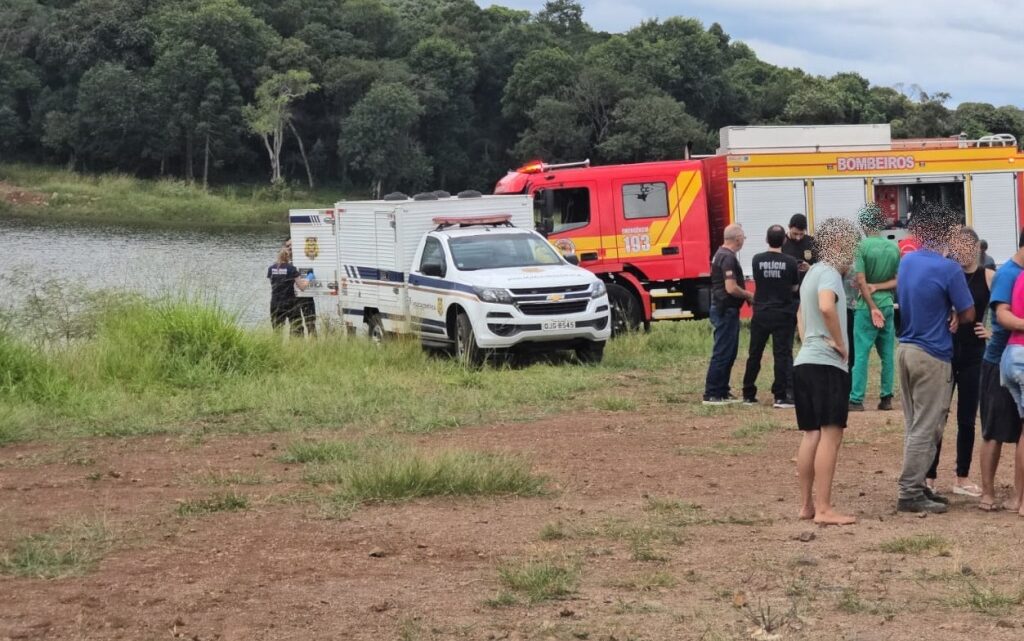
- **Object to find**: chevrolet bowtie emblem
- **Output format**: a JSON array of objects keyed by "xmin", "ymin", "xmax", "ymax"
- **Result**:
[{"xmin": 547, "ymin": 294, "xmax": 564, "ymax": 302}]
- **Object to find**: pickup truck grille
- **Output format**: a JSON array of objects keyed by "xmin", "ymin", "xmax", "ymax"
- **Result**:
[
  {"xmin": 509, "ymin": 284, "xmax": 589, "ymax": 295},
  {"xmin": 517, "ymin": 300, "xmax": 590, "ymax": 316}
]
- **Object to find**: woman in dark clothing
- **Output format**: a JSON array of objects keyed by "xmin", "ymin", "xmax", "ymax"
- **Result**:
[
  {"xmin": 927, "ymin": 227, "xmax": 993, "ymax": 496},
  {"xmin": 268, "ymin": 248, "xmax": 308, "ymax": 332}
]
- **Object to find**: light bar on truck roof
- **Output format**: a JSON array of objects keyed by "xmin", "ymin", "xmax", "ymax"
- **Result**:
[
  {"xmin": 514, "ymin": 159, "xmax": 591, "ymax": 174},
  {"xmin": 432, "ymin": 215, "xmax": 512, "ymax": 229}
]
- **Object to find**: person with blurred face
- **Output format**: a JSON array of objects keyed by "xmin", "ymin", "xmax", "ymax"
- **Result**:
[
  {"xmin": 793, "ymin": 217, "xmax": 860, "ymax": 526},
  {"xmin": 703, "ymin": 224, "xmax": 754, "ymax": 405},
  {"xmin": 926, "ymin": 227, "xmax": 993, "ymax": 498},
  {"xmin": 782, "ymin": 214, "xmax": 816, "ymax": 279},
  {"xmin": 895, "ymin": 204, "xmax": 976, "ymax": 514}
]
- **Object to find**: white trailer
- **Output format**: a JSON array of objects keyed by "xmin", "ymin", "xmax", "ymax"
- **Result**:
[{"xmin": 290, "ymin": 192, "xmax": 611, "ymax": 364}]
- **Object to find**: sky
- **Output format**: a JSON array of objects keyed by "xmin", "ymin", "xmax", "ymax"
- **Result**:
[{"xmin": 475, "ymin": 0, "xmax": 1024, "ymax": 107}]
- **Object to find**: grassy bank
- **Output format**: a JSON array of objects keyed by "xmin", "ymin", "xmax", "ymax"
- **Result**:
[
  {"xmin": 0, "ymin": 163, "xmax": 346, "ymax": 227},
  {"xmin": 0, "ymin": 294, "xmax": 716, "ymax": 445}
]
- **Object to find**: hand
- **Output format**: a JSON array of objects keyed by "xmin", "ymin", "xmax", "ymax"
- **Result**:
[
  {"xmin": 867, "ymin": 283, "xmax": 878, "ymax": 295},
  {"xmin": 871, "ymin": 308, "xmax": 884, "ymax": 329},
  {"xmin": 948, "ymin": 314, "xmax": 959, "ymax": 334},
  {"xmin": 974, "ymin": 323, "xmax": 991, "ymax": 340},
  {"xmin": 826, "ymin": 337, "xmax": 848, "ymax": 362},
  {"xmin": 797, "ymin": 262, "xmax": 810, "ymax": 273}
]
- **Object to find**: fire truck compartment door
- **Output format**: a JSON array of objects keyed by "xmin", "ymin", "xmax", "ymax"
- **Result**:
[
  {"xmin": 811, "ymin": 178, "xmax": 866, "ymax": 227},
  {"xmin": 970, "ymin": 172, "xmax": 1018, "ymax": 266},
  {"xmin": 732, "ymin": 179, "xmax": 807, "ymax": 277}
]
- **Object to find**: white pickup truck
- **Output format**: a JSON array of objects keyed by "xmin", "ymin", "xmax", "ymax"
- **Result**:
[{"xmin": 289, "ymin": 192, "xmax": 611, "ymax": 364}]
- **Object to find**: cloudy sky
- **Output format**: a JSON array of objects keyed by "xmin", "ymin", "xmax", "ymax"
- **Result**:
[{"xmin": 475, "ymin": 0, "xmax": 1023, "ymax": 106}]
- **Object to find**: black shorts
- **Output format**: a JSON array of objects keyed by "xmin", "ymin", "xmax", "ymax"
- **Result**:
[
  {"xmin": 980, "ymin": 360, "xmax": 1023, "ymax": 443},
  {"xmin": 793, "ymin": 364, "xmax": 850, "ymax": 431}
]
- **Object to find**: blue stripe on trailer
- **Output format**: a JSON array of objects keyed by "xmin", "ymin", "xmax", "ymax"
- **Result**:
[{"xmin": 289, "ymin": 215, "xmax": 321, "ymax": 224}]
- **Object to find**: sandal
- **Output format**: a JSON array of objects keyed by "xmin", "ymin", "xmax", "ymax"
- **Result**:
[
  {"xmin": 953, "ymin": 482, "xmax": 983, "ymax": 498},
  {"xmin": 977, "ymin": 500, "xmax": 1003, "ymax": 512}
]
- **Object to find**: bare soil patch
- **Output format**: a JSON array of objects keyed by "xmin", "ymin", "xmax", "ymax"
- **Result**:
[
  {"xmin": 2, "ymin": 400, "xmax": 1024, "ymax": 640},
  {"xmin": 0, "ymin": 181, "xmax": 48, "ymax": 207}
]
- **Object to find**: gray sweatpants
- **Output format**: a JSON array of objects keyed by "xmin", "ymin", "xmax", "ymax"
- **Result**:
[{"xmin": 897, "ymin": 344, "xmax": 953, "ymax": 500}]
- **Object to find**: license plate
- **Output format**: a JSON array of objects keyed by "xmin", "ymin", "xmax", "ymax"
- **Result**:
[{"xmin": 542, "ymin": 320, "xmax": 576, "ymax": 330}]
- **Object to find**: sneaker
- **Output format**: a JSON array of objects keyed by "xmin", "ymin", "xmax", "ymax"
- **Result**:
[
  {"xmin": 896, "ymin": 497, "xmax": 948, "ymax": 514},
  {"xmin": 848, "ymin": 401, "xmax": 865, "ymax": 412},
  {"xmin": 742, "ymin": 397, "xmax": 758, "ymax": 406},
  {"xmin": 773, "ymin": 398, "xmax": 795, "ymax": 409},
  {"xmin": 724, "ymin": 394, "xmax": 742, "ymax": 404},
  {"xmin": 877, "ymin": 396, "xmax": 893, "ymax": 411},
  {"xmin": 923, "ymin": 488, "xmax": 950, "ymax": 505},
  {"xmin": 702, "ymin": 397, "xmax": 730, "ymax": 406}
]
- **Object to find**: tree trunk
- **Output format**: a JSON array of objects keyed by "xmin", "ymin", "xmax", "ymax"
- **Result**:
[
  {"xmin": 185, "ymin": 132, "xmax": 194, "ymax": 184},
  {"xmin": 260, "ymin": 133, "xmax": 275, "ymax": 184},
  {"xmin": 287, "ymin": 119, "xmax": 314, "ymax": 189},
  {"xmin": 203, "ymin": 132, "xmax": 210, "ymax": 190}
]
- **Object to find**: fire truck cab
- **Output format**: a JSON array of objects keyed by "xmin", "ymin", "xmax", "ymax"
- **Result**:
[{"xmin": 494, "ymin": 159, "xmax": 730, "ymax": 333}]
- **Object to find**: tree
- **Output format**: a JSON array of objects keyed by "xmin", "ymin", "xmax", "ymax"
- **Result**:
[
  {"xmin": 502, "ymin": 47, "xmax": 580, "ymax": 124},
  {"xmin": 243, "ymin": 70, "xmax": 318, "ymax": 186},
  {"xmin": 339, "ymin": 82, "xmax": 430, "ymax": 194},
  {"xmin": 537, "ymin": 0, "xmax": 585, "ymax": 37},
  {"xmin": 73, "ymin": 62, "xmax": 149, "ymax": 169},
  {"xmin": 598, "ymin": 95, "xmax": 711, "ymax": 162},
  {"xmin": 513, "ymin": 96, "xmax": 589, "ymax": 162}
]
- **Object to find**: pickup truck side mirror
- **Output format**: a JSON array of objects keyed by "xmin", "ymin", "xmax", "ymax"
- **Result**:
[
  {"xmin": 421, "ymin": 262, "xmax": 445, "ymax": 278},
  {"xmin": 563, "ymin": 254, "xmax": 580, "ymax": 266}
]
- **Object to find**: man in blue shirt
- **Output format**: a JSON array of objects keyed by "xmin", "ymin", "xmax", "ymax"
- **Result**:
[
  {"xmin": 978, "ymin": 231, "xmax": 1024, "ymax": 512},
  {"xmin": 895, "ymin": 209, "xmax": 975, "ymax": 514}
]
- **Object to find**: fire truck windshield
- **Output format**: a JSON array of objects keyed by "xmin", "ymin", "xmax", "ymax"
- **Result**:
[{"xmin": 448, "ymin": 233, "xmax": 562, "ymax": 271}]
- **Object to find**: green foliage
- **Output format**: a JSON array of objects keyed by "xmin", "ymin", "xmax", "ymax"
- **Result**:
[
  {"xmin": 0, "ymin": 520, "xmax": 112, "ymax": 579},
  {"xmin": 176, "ymin": 491, "xmax": 250, "ymax": 516},
  {"xmin": 879, "ymin": 534, "xmax": 950, "ymax": 555},
  {"xmin": 1, "ymin": 0, "xmax": 1015, "ymax": 194},
  {"xmin": 497, "ymin": 557, "xmax": 581, "ymax": 603}
]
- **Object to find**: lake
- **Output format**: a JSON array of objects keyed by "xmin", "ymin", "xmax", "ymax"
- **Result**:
[{"xmin": 0, "ymin": 218, "xmax": 322, "ymax": 326}]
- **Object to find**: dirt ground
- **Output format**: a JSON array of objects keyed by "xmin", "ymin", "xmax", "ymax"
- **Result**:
[{"xmin": 3, "ymin": 395, "xmax": 1024, "ymax": 641}]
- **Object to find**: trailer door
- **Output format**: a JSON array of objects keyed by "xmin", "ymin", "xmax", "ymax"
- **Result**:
[
  {"xmin": 971, "ymin": 173, "xmax": 1019, "ymax": 266},
  {"xmin": 374, "ymin": 210, "xmax": 402, "ymax": 316},
  {"xmin": 732, "ymin": 179, "xmax": 807, "ymax": 277},
  {"xmin": 812, "ymin": 178, "xmax": 866, "ymax": 226}
]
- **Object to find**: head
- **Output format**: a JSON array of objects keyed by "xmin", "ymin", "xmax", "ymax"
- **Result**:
[
  {"xmin": 723, "ymin": 224, "xmax": 746, "ymax": 251},
  {"xmin": 766, "ymin": 224, "xmax": 786, "ymax": 249},
  {"xmin": 788, "ymin": 214, "xmax": 808, "ymax": 241},
  {"xmin": 276, "ymin": 248, "xmax": 291, "ymax": 264},
  {"xmin": 813, "ymin": 217, "xmax": 861, "ymax": 274},
  {"xmin": 980, "ymin": 239, "xmax": 989, "ymax": 254},
  {"xmin": 949, "ymin": 226, "xmax": 980, "ymax": 270},
  {"xmin": 857, "ymin": 202, "xmax": 887, "ymax": 234},
  {"xmin": 908, "ymin": 202, "xmax": 959, "ymax": 251}
]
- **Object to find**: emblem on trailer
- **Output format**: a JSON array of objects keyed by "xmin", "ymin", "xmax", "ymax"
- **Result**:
[
  {"xmin": 436, "ymin": 297, "xmax": 444, "ymax": 316},
  {"xmin": 305, "ymin": 237, "xmax": 320, "ymax": 260}
]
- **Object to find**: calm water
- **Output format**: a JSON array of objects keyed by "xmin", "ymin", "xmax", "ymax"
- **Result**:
[{"xmin": 0, "ymin": 218, "xmax": 311, "ymax": 326}]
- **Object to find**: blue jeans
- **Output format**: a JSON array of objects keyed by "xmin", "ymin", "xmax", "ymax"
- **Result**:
[{"xmin": 704, "ymin": 306, "xmax": 740, "ymax": 399}]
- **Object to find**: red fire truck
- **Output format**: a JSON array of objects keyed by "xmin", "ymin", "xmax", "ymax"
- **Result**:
[{"xmin": 494, "ymin": 125, "xmax": 1024, "ymax": 333}]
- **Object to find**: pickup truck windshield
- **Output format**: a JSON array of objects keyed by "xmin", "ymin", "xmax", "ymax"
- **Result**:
[{"xmin": 448, "ymin": 233, "xmax": 563, "ymax": 271}]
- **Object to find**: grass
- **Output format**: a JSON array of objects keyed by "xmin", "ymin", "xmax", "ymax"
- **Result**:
[
  {"xmin": 0, "ymin": 162, "xmax": 342, "ymax": 227},
  {"xmin": 196, "ymin": 471, "xmax": 268, "ymax": 486},
  {"xmin": 0, "ymin": 291, "xmax": 726, "ymax": 444},
  {"xmin": 540, "ymin": 522, "xmax": 568, "ymax": 541},
  {"xmin": 612, "ymin": 571, "xmax": 677, "ymax": 591},
  {"xmin": 596, "ymin": 397, "xmax": 637, "ymax": 412},
  {"xmin": 279, "ymin": 440, "xmax": 360, "ymax": 464},
  {"xmin": 0, "ymin": 520, "xmax": 112, "ymax": 578},
  {"xmin": 496, "ymin": 557, "xmax": 581, "ymax": 603},
  {"xmin": 879, "ymin": 534, "xmax": 950, "ymax": 555},
  {"xmin": 949, "ymin": 580, "xmax": 1024, "ymax": 614},
  {"xmin": 731, "ymin": 416, "xmax": 784, "ymax": 439},
  {"xmin": 176, "ymin": 492, "xmax": 250, "ymax": 516}
]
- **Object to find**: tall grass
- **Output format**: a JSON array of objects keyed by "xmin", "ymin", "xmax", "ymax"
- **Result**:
[
  {"xmin": 0, "ymin": 520, "xmax": 112, "ymax": 579},
  {"xmin": 0, "ymin": 162, "xmax": 344, "ymax": 227},
  {"xmin": 0, "ymin": 291, "xmax": 720, "ymax": 443}
]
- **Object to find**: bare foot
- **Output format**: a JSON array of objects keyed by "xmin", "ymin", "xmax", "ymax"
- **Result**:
[
  {"xmin": 798, "ymin": 507, "xmax": 815, "ymax": 520},
  {"xmin": 1008, "ymin": 500, "xmax": 1021, "ymax": 513},
  {"xmin": 813, "ymin": 510, "xmax": 857, "ymax": 526}
]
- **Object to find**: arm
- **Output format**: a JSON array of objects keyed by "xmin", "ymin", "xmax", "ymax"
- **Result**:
[
  {"xmin": 796, "ymin": 304, "xmax": 804, "ymax": 342},
  {"xmin": 870, "ymin": 278, "xmax": 897, "ymax": 292},
  {"xmin": 818, "ymin": 289, "xmax": 846, "ymax": 360},
  {"xmin": 996, "ymin": 303, "xmax": 1024, "ymax": 332},
  {"xmin": 295, "ymin": 276, "xmax": 309, "ymax": 292},
  {"xmin": 725, "ymin": 277, "xmax": 754, "ymax": 302}
]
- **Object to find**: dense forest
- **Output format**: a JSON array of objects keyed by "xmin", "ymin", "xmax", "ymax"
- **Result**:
[{"xmin": 3, "ymin": 0, "xmax": 1024, "ymax": 194}]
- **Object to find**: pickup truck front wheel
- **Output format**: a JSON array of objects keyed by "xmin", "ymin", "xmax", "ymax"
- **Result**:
[
  {"xmin": 454, "ymin": 312, "xmax": 484, "ymax": 367},
  {"xmin": 575, "ymin": 340, "xmax": 605, "ymax": 365}
]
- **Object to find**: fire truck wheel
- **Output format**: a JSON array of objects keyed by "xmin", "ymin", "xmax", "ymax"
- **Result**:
[
  {"xmin": 367, "ymin": 313, "xmax": 386, "ymax": 344},
  {"xmin": 575, "ymin": 340, "xmax": 605, "ymax": 365},
  {"xmin": 455, "ymin": 312, "xmax": 484, "ymax": 367},
  {"xmin": 606, "ymin": 283, "xmax": 642, "ymax": 337}
]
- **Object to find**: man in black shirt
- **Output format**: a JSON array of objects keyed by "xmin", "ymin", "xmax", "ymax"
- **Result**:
[
  {"xmin": 268, "ymin": 247, "xmax": 309, "ymax": 332},
  {"xmin": 782, "ymin": 213, "xmax": 816, "ymax": 281},
  {"xmin": 742, "ymin": 225, "xmax": 800, "ymax": 408},
  {"xmin": 703, "ymin": 224, "xmax": 754, "ymax": 405}
]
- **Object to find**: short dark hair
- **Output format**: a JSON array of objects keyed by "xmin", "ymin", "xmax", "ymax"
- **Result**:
[
  {"xmin": 789, "ymin": 214, "xmax": 808, "ymax": 231},
  {"xmin": 766, "ymin": 225, "xmax": 786, "ymax": 248}
]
